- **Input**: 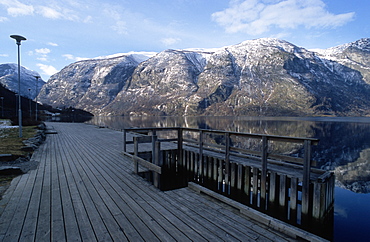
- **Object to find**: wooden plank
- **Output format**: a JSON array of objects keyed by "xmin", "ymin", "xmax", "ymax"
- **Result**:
[
  {"xmin": 312, "ymin": 181, "xmax": 325, "ymax": 220},
  {"xmin": 64, "ymin": 129, "xmax": 173, "ymax": 241},
  {"xmin": 84, "ymin": 131, "xmax": 286, "ymax": 241},
  {"xmin": 302, "ymin": 140, "xmax": 312, "ymax": 217},
  {"xmin": 133, "ymin": 156, "xmax": 162, "ymax": 174},
  {"xmin": 252, "ymin": 167, "xmax": 259, "ymax": 207},
  {"xmin": 237, "ymin": 163, "xmax": 243, "ymax": 191},
  {"xmin": 19, "ymin": 143, "xmax": 48, "ymax": 241},
  {"xmin": 279, "ymin": 174, "xmax": 287, "ymax": 208},
  {"xmin": 50, "ymin": 137, "xmax": 66, "ymax": 242},
  {"xmin": 58, "ymin": 133, "xmax": 114, "ymax": 241},
  {"xmin": 35, "ymin": 141, "xmax": 52, "ymax": 241},
  {"xmin": 57, "ymin": 133, "xmax": 97, "ymax": 241},
  {"xmin": 217, "ymin": 158, "xmax": 223, "ymax": 192},
  {"xmin": 212, "ymin": 157, "xmax": 218, "ymax": 190},
  {"xmin": 261, "ymin": 136, "xmax": 268, "ymax": 210},
  {"xmin": 0, "ymin": 173, "xmax": 31, "ymax": 241},
  {"xmin": 290, "ymin": 177, "xmax": 298, "ymax": 223},
  {"xmin": 269, "ymin": 171, "xmax": 277, "ymax": 203},
  {"xmin": 0, "ymin": 122, "xmax": 322, "ymax": 242},
  {"xmin": 181, "ymin": 185, "xmax": 291, "ymax": 242},
  {"xmin": 230, "ymin": 162, "xmax": 236, "ymax": 195},
  {"xmin": 54, "ymin": 134, "xmax": 82, "ymax": 241},
  {"xmin": 199, "ymin": 130, "xmax": 204, "ymax": 180},
  {"xmin": 166, "ymin": 189, "xmax": 260, "ymax": 241},
  {"xmin": 244, "ymin": 165, "xmax": 251, "ymax": 204},
  {"xmin": 224, "ymin": 132, "xmax": 230, "ymax": 191},
  {"xmin": 78, "ymin": 145, "xmax": 192, "ymax": 240}
]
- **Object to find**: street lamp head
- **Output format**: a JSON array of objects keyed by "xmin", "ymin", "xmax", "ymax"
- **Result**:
[{"xmin": 10, "ymin": 35, "xmax": 27, "ymax": 45}]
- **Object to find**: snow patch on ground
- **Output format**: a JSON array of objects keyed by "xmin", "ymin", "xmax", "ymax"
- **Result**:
[{"xmin": 0, "ymin": 120, "xmax": 17, "ymax": 129}]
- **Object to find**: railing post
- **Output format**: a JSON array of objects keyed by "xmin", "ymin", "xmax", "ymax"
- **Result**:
[
  {"xmin": 154, "ymin": 141, "xmax": 161, "ymax": 189},
  {"xmin": 123, "ymin": 129, "xmax": 127, "ymax": 153},
  {"xmin": 302, "ymin": 140, "xmax": 312, "ymax": 220},
  {"xmin": 152, "ymin": 130, "xmax": 157, "ymax": 165},
  {"xmin": 133, "ymin": 136, "xmax": 139, "ymax": 174},
  {"xmin": 177, "ymin": 128, "xmax": 183, "ymax": 171},
  {"xmin": 198, "ymin": 130, "xmax": 204, "ymax": 181},
  {"xmin": 261, "ymin": 136, "xmax": 268, "ymax": 209},
  {"xmin": 225, "ymin": 132, "xmax": 230, "ymax": 193}
]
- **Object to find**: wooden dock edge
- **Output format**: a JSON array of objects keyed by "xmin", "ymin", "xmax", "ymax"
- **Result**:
[{"xmin": 188, "ymin": 182, "xmax": 329, "ymax": 242}]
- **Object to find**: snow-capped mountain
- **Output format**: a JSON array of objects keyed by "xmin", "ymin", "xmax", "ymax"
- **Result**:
[
  {"xmin": 37, "ymin": 38, "xmax": 370, "ymax": 116},
  {"xmin": 0, "ymin": 63, "xmax": 45, "ymax": 100},
  {"xmin": 313, "ymin": 38, "xmax": 370, "ymax": 85},
  {"xmin": 37, "ymin": 53, "xmax": 146, "ymax": 115}
]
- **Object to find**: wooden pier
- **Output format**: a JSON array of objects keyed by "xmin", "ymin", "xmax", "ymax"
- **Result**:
[
  {"xmin": 0, "ymin": 122, "xmax": 328, "ymax": 241},
  {"xmin": 123, "ymin": 127, "xmax": 335, "ymax": 240}
]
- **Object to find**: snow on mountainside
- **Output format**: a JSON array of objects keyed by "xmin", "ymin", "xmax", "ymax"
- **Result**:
[
  {"xmin": 93, "ymin": 51, "xmax": 157, "ymax": 63},
  {"xmin": 37, "ymin": 38, "xmax": 370, "ymax": 117},
  {"xmin": 37, "ymin": 53, "xmax": 142, "ymax": 115},
  {"xmin": 0, "ymin": 63, "xmax": 45, "ymax": 99},
  {"xmin": 313, "ymin": 38, "xmax": 370, "ymax": 85},
  {"xmin": 314, "ymin": 38, "xmax": 370, "ymax": 57}
]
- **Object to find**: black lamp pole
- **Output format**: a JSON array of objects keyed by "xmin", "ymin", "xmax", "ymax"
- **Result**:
[{"xmin": 10, "ymin": 34, "xmax": 27, "ymax": 138}]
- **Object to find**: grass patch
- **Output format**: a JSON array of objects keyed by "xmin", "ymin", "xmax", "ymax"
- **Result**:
[
  {"xmin": 0, "ymin": 175, "xmax": 17, "ymax": 183},
  {"xmin": 0, "ymin": 125, "xmax": 38, "ymax": 156}
]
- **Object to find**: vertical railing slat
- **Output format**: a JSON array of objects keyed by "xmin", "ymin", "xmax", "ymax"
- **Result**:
[
  {"xmin": 123, "ymin": 129, "xmax": 127, "ymax": 152},
  {"xmin": 199, "ymin": 130, "xmax": 204, "ymax": 181},
  {"xmin": 133, "ymin": 136, "xmax": 139, "ymax": 174},
  {"xmin": 261, "ymin": 136, "xmax": 268, "ymax": 210},
  {"xmin": 302, "ymin": 140, "xmax": 312, "ymax": 218}
]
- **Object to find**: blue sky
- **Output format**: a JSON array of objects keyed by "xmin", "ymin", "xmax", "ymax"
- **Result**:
[{"xmin": 0, "ymin": 0, "xmax": 368, "ymax": 81}]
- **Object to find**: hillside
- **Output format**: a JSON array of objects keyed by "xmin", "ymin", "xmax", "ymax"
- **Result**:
[{"xmin": 36, "ymin": 38, "xmax": 370, "ymax": 116}]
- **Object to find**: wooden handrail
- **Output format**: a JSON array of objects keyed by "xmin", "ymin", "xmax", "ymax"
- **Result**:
[{"xmin": 124, "ymin": 127, "xmax": 319, "ymax": 167}]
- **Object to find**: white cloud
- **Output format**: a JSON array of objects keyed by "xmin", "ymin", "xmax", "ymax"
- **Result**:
[
  {"xmin": 161, "ymin": 37, "xmax": 181, "ymax": 46},
  {"xmin": 0, "ymin": 54, "xmax": 9, "ymax": 57},
  {"xmin": 112, "ymin": 20, "xmax": 127, "ymax": 35},
  {"xmin": 36, "ymin": 4, "xmax": 79, "ymax": 21},
  {"xmin": 62, "ymin": 54, "xmax": 87, "ymax": 62},
  {"xmin": 103, "ymin": 7, "xmax": 128, "ymax": 35},
  {"xmin": 0, "ymin": 16, "xmax": 8, "ymax": 22},
  {"xmin": 37, "ymin": 6, "xmax": 63, "ymax": 19},
  {"xmin": 35, "ymin": 48, "xmax": 51, "ymax": 55},
  {"xmin": 0, "ymin": 0, "xmax": 81, "ymax": 21},
  {"xmin": 83, "ymin": 15, "xmax": 93, "ymax": 23},
  {"xmin": 0, "ymin": 0, "xmax": 34, "ymax": 17},
  {"xmin": 37, "ymin": 63, "xmax": 58, "ymax": 76},
  {"xmin": 47, "ymin": 42, "xmax": 58, "ymax": 47},
  {"xmin": 62, "ymin": 54, "xmax": 75, "ymax": 60},
  {"xmin": 212, "ymin": 0, "xmax": 355, "ymax": 35},
  {"xmin": 30, "ymin": 48, "xmax": 51, "ymax": 62}
]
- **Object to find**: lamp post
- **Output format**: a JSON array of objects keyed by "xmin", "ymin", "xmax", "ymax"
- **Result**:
[
  {"xmin": 34, "ymin": 75, "xmax": 40, "ymax": 121},
  {"xmin": 10, "ymin": 34, "xmax": 26, "ymax": 138}
]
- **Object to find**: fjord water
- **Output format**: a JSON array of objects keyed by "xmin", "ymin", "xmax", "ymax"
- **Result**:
[{"xmin": 88, "ymin": 116, "xmax": 370, "ymax": 241}]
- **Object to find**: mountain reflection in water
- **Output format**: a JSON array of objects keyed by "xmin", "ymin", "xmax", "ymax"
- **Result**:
[{"xmin": 87, "ymin": 116, "xmax": 370, "ymax": 241}]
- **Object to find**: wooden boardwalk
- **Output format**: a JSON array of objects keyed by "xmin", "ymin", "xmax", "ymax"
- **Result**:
[{"xmin": 0, "ymin": 122, "xmax": 311, "ymax": 241}]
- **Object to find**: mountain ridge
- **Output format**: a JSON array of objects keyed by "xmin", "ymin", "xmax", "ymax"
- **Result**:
[
  {"xmin": 22, "ymin": 38, "xmax": 370, "ymax": 116},
  {"xmin": 0, "ymin": 63, "xmax": 45, "ymax": 100}
]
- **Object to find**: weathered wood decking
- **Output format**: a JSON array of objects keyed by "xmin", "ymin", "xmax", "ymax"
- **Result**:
[{"xmin": 0, "ymin": 122, "xmax": 321, "ymax": 241}]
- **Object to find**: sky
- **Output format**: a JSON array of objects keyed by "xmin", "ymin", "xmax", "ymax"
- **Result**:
[{"xmin": 0, "ymin": 0, "xmax": 369, "ymax": 81}]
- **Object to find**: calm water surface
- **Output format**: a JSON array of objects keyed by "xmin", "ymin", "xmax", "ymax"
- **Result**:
[{"xmin": 88, "ymin": 116, "xmax": 370, "ymax": 241}]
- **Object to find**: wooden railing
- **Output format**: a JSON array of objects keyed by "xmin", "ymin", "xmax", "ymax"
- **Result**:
[{"xmin": 122, "ymin": 127, "xmax": 334, "ymax": 238}]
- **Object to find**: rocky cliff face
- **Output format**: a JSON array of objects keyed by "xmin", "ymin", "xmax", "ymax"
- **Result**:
[
  {"xmin": 37, "ymin": 38, "xmax": 370, "ymax": 116},
  {"xmin": 0, "ymin": 63, "xmax": 45, "ymax": 100},
  {"xmin": 37, "ymin": 54, "xmax": 144, "ymax": 115}
]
